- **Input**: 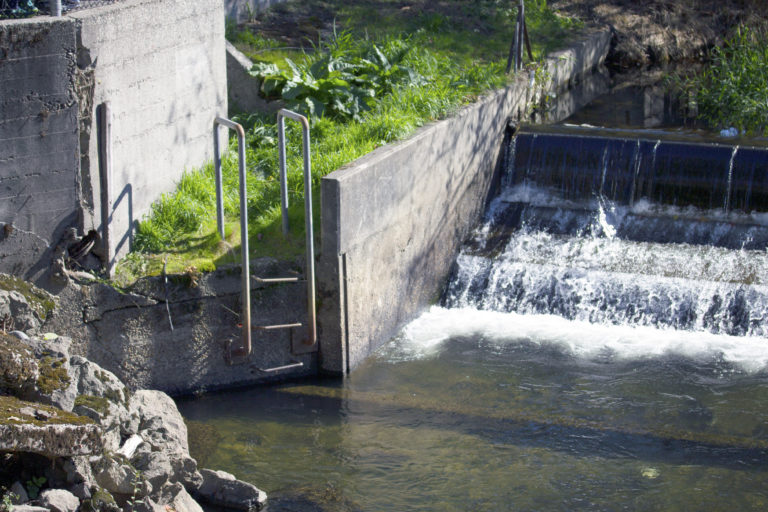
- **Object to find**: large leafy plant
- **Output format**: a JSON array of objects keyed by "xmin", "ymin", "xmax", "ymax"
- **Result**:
[{"xmin": 249, "ymin": 35, "xmax": 423, "ymax": 122}]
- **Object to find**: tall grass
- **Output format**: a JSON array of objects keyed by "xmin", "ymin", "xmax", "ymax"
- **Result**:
[
  {"xmin": 122, "ymin": 0, "xmax": 579, "ymax": 282},
  {"xmin": 673, "ymin": 27, "xmax": 768, "ymax": 135}
]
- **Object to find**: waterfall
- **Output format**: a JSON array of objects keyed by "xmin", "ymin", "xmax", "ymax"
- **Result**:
[{"xmin": 442, "ymin": 131, "xmax": 768, "ymax": 337}]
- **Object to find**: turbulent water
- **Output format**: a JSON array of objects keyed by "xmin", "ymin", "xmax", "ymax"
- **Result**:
[
  {"xmin": 443, "ymin": 188, "xmax": 768, "ymax": 337},
  {"xmin": 180, "ymin": 133, "xmax": 768, "ymax": 511}
]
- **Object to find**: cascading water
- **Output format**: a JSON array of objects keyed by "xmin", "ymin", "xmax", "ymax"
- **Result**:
[{"xmin": 443, "ymin": 132, "xmax": 768, "ymax": 338}]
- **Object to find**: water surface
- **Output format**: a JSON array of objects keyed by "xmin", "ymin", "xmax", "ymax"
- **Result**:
[{"xmin": 180, "ymin": 312, "xmax": 768, "ymax": 511}]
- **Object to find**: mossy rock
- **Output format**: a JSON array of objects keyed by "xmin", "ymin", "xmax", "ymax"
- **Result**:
[
  {"xmin": 0, "ymin": 332, "xmax": 39, "ymax": 396},
  {"xmin": 0, "ymin": 395, "xmax": 92, "ymax": 427},
  {"xmin": 74, "ymin": 394, "xmax": 110, "ymax": 416},
  {"xmin": 81, "ymin": 488, "xmax": 120, "ymax": 512},
  {"xmin": 36, "ymin": 355, "xmax": 70, "ymax": 396},
  {"xmin": 0, "ymin": 274, "xmax": 55, "ymax": 321}
]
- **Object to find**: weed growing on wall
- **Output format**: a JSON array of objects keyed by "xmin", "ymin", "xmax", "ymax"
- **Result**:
[{"xmin": 125, "ymin": 0, "xmax": 580, "ymax": 281}]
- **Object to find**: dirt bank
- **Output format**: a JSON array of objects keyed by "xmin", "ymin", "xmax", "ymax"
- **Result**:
[
  {"xmin": 244, "ymin": 0, "xmax": 767, "ymax": 69},
  {"xmin": 550, "ymin": 0, "xmax": 768, "ymax": 68}
]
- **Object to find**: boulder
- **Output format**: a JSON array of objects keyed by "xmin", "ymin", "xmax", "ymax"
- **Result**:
[
  {"xmin": 0, "ymin": 406, "xmax": 101, "ymax": 458},
  {"xmin": 128, "ymin": 391, "xmax": 188, "ymax": 454},
  {"xmin": 10, "ymin": 481, "xmax": 28, "ymax": 504},
  {"xmin": 68, "ymin": 482, "xmax": 91, "ymax": 502},
  {"xmin": 70, "ymin": 357, "xmax": 134, "ymax": 451},
  {"xmin": 132, "ymin": 451, "xmax": 172, "ymax": 490},
  {"xmin": 92, "ymin": 456, "xmax": 149, "ymax": 496},
  {"xmin": 39, "ymin": 489, "xmax": 80, "ymax": 512},
  {"xmin": 152, "ymin": 483, "xmax": 203, "ymax": 512},
  {"xmin": 0, "ymin": 333, "xmax": 39, "ymax": 396},
  {"xmin": 80, "ymin": 488, "xmax": 120, "ymax": 512},
  {"xmin": 0, "ymin": 289, "xmax": 43, "ymax": 331},
  {"xmin": 61, "ymin": 456, "xmax": 95, "ymax": 487},
  {"xmin": 196, "ymin": 469, "xmax": 267, "ymax": 511},
  {"xmin": 20, "ymin": 335, "xmax": 77, "ymax": 412},
  {"xmin": 128, "ymin": 390, "xmax": 202, "ymax": 491}
]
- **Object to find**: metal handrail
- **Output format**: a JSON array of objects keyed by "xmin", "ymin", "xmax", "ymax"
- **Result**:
[
  {"xmin": 213, "ymin": 116, "xmax": 251, "ymax": 360},
  {"xmin": 212, "ymin": 110, "xmax": 316, "ymax": 365},
  {"xmin": 277, "ymin": 108, "xmax": 317, "ymax": 346}
]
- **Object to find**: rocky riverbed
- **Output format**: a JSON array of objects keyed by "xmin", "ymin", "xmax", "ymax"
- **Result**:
[{"xmin": 0, "ymin": 281, "xmax": 267, "ymax": 512}]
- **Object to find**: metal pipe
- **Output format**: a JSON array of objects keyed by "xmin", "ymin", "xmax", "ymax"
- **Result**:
[
  {"xmin": 213, "ymin": 117, "xmax": 250, "ymax": 360},
  {"xmin": 98, "ymin": 102, "xmax": 112, "ymax": 277},
  {"xmin": 255, "ymin": 361, "xmax": 304, "ymax": 373},
  {"xmin": 516, "ymin": 0, "xmax": 525, "ymax": 71},
  {"xmin": 277, "ymin": 109, "xmax": 317, "ymax": 346},
  {"xmin": 212, "ymin": 121, "xmax": 225, "ymax": 239},
  {"xmin": 51, "ymin": 0, "xmax": 61, "ymax": 16},
  {"xmin": 254, "ymin": 323, "xmax": 303, "ymax": 331},
  {"xmin": 278, "ymin": 114, "xmax": 289, "ymax": 236}
]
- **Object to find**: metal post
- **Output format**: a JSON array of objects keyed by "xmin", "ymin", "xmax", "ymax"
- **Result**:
[
  {"xmin": 212, "ymin": 123, "xmax": 225, "ymax": 239},
  {"xmin": 277, "ymin": 115, "xmax": 289, "ymax": 236},
  {"xmin": 277, "ymin": 109, "xmax": 316, "ymax": 346},
  {"xmin": 213, "ymin": 117, "xmax": 250, "ymax": 360},
  {"xmin": 516, "ymin": 0, "xmax": 525, "ymax": 71},
  {"xmin": 51, "ymin": 0, "xmax": 61, "ymax": 16},
  {"xmin": 98, "ymin": 102, "xmax": 112, "ymax": 276}
]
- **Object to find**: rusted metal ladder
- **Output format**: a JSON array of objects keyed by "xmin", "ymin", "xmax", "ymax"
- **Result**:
[{"xmin": 213, "ymin": 109, "xmax": 317, "ymax": 369}]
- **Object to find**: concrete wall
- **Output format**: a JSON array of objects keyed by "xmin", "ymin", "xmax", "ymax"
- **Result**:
[
  {"xmin": 0, "ymin": 19, "xmax": 81, "ymax": 281},
  {"xmin": 44, "ymin": 259, "xmax": 314, "ymax": 395},
  {"xmin": 72, "ymin": 0, "xmax": 227, "ymax": 265},
  {"xmin": 0, "ymin": 0, "xmax": 227, "ymax": 285},
  {"xmin": 224, "ymin": 0, "xmax": 285, "ymax": 23},
  {"xmin": 318, "ymin": 30, "xmax": 613, "ymax": 375}
]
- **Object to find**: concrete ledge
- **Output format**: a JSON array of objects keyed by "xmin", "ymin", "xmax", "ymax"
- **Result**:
[
  {"xmin": 318, "ymin": 29, "xmax": 612, "ymax": 375},
  {"xmin": 226, "ymin": 41, "xmax": 280, "ymax": 115}
]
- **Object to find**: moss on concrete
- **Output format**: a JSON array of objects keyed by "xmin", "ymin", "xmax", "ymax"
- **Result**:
[
  {"xmin": 0, "ymin": 396, "xmax": 93, "ymax": 427},
  {"xmin": 0, "ymin": 274, "xmax": 55, "ymax": 321}
]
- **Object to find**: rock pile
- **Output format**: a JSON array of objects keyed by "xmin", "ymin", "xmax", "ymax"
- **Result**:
[{"xmin": 0, "ymin": 319, "xmax": 267, "ymax": 512}]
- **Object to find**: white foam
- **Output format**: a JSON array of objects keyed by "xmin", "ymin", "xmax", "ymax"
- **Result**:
[{"xmin": 390, "ymin": 306, "xmax": 768, "ymax": 373}]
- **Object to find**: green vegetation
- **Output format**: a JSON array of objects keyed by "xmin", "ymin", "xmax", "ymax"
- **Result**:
[
  {"xmin": 0, "ymin": 274, "xmax": 55, "ymax": 322},
  {"xmin": 672, "ymin": 27, "xmax": 768, "ymax": 135},
  {"xmin": 74, "ymin": 394, "xmax": 110, "ymax": 416},
  {"xmin": 36, "ymin": 355, "xmax": 70, "ymax": 395},
  {"xmin": 1, "ymin": 488, "xmax": 16, "ymax": 512},
  {"xmin": 122, "ymin": 0, "xmax": 580, "ymax": 282},
  {"xmin": 0, "ymin": 395, "xmax": 94, "ymax": 426},
  {"xmin": 24, "ymin": 477, "xmax": 45, "ymax": 501},
  {"xmin": 0, "ymin": 333, "xmax": 37, "ymax": 395},
  {"xmin": 0, "ymin": 0, "xmax": 39, "ymax": 19}
]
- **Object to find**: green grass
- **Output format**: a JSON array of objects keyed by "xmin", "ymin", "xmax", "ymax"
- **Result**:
[
  {"xmin": 117, "ymin": 0, "xmax": 581, "ymax": 284},
  {"xmin": 670, "ymin": 26, "xmax": 768, "ymax": 135}
]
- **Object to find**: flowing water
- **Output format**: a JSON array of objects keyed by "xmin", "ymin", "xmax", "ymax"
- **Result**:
[{"xmin": 179, "ymin": 132, "xmax": 768, "ymax": 511}]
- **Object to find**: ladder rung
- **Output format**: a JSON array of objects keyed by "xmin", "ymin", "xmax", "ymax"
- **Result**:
[
  {"xmin": 253, "ymin": 322, "xmax": 303, "ymax": 331},
  {"xmin": 255, "ymin": 361, "xmax": 304, "ymax": 373},
  {"xmin": 252, "ymin": 276, "xmax": 302, "ymax": 284}
]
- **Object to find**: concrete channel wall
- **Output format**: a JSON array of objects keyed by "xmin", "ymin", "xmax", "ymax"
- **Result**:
[
  {"xmin": 0, "ymin": 19, "xmax": 81, "ymax": 280},
  {"xmin": 0, "ymin": 0, "xmax": 226, "ymax": 286},
  {"xmin": 318, "ymin": 30, "xmax": 612, "ymax": 375},
  {"xmin": 72, "ymin": 0, "xmax": 226, "ymax": 266},
  {"xmin": 224, "ymin": 0, "xmax": 285, "ymax": 23}
]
